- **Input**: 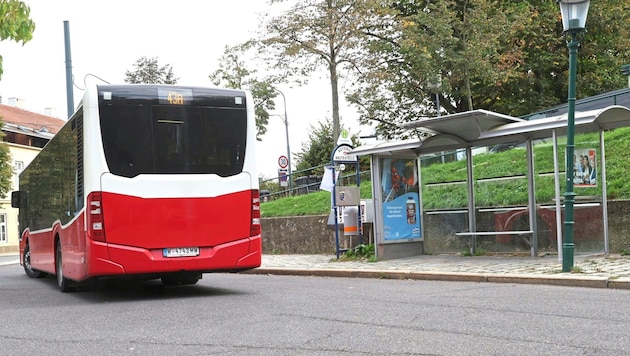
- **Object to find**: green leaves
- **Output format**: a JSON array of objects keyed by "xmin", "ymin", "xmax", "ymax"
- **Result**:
[
  {"xmin": 0, "ymin": 0, "xmax": 34, "ymax": 42},
  {"xmin": 293, "ymin": 117, "xmax": 365, "ymax": 176},
  {"xmin": 209, "ymin": 43, "xmax": 280, "ymax": 141},
  {"xmin": 350, "ymin": 0, "xmax": 629, "ymax": 136},
  {"xmin": 260, "ymin": 0, "xmax": 378, "ymax": 140},
  {"xmin": 0, "ymin": 0, "xmax": 35, "ymax": 79},
  {"xmin": 124, "ymin": 56, "xmax": 178, "ymax": 85},
  {"xmin": 0, "ymin": 1, "xmax": 35, "ymax": 193}
]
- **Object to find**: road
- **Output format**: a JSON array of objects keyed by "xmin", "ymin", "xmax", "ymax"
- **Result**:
[{"xmin": 1, "ymin": 263, "xmax": 629, "ymax": 355}]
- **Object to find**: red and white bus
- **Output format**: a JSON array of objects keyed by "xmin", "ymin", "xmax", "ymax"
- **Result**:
[{"xmin": 11, "ymin": 84, "xmax": 262, "ymax": 292}]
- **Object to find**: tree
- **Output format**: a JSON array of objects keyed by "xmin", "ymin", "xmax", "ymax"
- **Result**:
[
  {"xmin": 0, "ymin": 137, "xmax": 12, "ymax": 197},
  {"xmin": 209, "ymin": 43, "xmax": 279, "ymax": 140},
  {"xmin": 0, "ymin": 0, "xmax": 35, "ymax": 80},
  {"xmin": 348, "ymin": 0, "xmax": 630, "ymax": 139},
  {"xmin": 295, "ymin": 119, "xmax": 335, "ymax": 176},
  {"xmin": 295, "ymin": 117, "xmax": 363, "ymax": 176},
  {"xmin": 260, "ymin": 0, "xmax": 375, "ymax": 142},
  {"xmin": 348, "ymin": 0, "xmax": 529, "ymax": 138},
  {"xmin": 124, "ymin": 56, "xmax": 178, "ymax": 84},
  {"xmin": 0, "ymin": 0, "xmax": 35, "ymax": 196}
]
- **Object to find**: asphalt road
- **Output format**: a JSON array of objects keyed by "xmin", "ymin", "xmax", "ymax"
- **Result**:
[{"xmin": 1, "ymin": 263, "xmax": 629, "ymax": 355}]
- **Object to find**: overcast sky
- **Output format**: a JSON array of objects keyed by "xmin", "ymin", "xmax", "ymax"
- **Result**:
[{"xmin": 0, "ymin": 0, "xmax": 369, "ymax": 178}]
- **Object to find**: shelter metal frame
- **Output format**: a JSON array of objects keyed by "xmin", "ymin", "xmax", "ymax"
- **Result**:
[{"xmin": 351, "ymin": 106, "xmax": 630, "ymax": 259}]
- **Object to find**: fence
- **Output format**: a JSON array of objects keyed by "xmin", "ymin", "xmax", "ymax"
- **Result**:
[{"xmin": 259, "ymin": 165, "xmax": 372, "ymax": 201}]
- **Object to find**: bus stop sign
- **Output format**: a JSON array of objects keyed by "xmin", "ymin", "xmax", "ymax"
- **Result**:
[{"xmin": 332, "ymin": 144, "xmax": 358, "ymax": 163}]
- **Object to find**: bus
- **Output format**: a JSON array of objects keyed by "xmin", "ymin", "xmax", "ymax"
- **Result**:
[{"xmin": 11, "ymin": 84, "xmax": 262, "ymax": 292}]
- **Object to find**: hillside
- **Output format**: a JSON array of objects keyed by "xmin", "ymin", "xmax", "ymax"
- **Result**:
[{"xmin": 261, "ymin": 128, "xmax": 630, "ymax": 217}]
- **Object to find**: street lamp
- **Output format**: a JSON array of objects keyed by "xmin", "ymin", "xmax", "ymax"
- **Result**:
[
  {"xmin": 558, "ymin": 0, "xmax": 590, "ymax": 272},
  {"xmin": 272, "ymin": 88, "xmax": 292, "ymax": 194}
]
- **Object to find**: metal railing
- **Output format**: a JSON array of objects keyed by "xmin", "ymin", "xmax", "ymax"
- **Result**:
[{"xmin": 259, "ymin": 165, "xmax": 371, "ymax": 202}]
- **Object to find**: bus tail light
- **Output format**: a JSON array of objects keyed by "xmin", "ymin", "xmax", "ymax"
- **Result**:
[
  {"xmin": 87, "ymin": 192, "xmax": 106, "ymax": 242},
  {"xmin": 251, "ymin": 190, "xmax": 261, "ymax": 236}
]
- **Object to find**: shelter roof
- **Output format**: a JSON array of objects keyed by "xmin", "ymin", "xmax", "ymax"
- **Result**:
[
  {"xmin": 348, "ymin": 138, "xmax": 423, "ymax": 157},
  {"xmin": 480, "ymin": 106, "xmax": 630, "ymax": 143},
  {"xmin": 351, "ymin": 106, "xmax": 630, "ymax": 156},
  {"xmin": 401, "ymin": 109, "xmax": 524, "ymax": 140}
]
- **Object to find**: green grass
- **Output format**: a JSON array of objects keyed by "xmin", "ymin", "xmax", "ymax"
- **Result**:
[
  {"xmin": 261, "ymin": 128, "xmax": 630, "ymax": 217},
  {"xmin": 261, "ymin": 179, "xmax": 372, "ymax": 217}
]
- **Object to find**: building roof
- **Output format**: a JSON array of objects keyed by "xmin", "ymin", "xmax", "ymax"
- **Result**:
[
  {"xmin": 522, "ymin": 87, "xmax": 630, "ymax": 120},
  {"xmin": 0, "ymin": 104, "xmax": 65, "ymax": 135}
]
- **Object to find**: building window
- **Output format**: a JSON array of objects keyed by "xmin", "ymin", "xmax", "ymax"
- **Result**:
[
  {"xmin": 13, "ymin": 161, "xmax": 24, "ymax": 173},
  {"xmin": 0, "ymin": 214, "xmax": 6, "ymax": 243}
]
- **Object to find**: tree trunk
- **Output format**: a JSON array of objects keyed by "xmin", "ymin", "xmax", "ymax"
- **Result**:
[{"xmin": 329, "ymin": 60, "xmax": 340, "ymax": 142}]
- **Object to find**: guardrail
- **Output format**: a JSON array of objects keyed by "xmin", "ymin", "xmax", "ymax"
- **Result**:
[{"xmin": 260, "ymin": 167, "xmax": 372, "ymax": 202}]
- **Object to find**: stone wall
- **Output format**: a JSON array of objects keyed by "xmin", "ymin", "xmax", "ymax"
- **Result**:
[
  {"xmin": 261, "ymin": 200, "xmax": 630, "ymax": 255},
  {"xmin": 261, "ymin": 215, "xmax": 334, "ymax": 254},
  {"xmin": 607, "ymin": 201, "xmax": 630, "ymax": 253}
]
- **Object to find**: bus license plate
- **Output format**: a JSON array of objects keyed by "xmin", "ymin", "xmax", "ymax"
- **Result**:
[{"xmin": 163, "ymin": 247, "xmax": 199, "ymax": 257}]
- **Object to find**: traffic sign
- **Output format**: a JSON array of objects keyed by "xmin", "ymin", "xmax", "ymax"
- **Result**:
[
  {"xmin": 332, "ymin": 144, "xmax": 358, "ymax": 163},
  {"xmin": 278, "ymin": 168, "xmax": 288, "ymax": 187},
  {"xmin": 337, "ymin": 129, "xmax": 352, "ymax": 145},
  {"xmin": 278, "ymin": 155, "xmax": 289, "ymax": 168}
]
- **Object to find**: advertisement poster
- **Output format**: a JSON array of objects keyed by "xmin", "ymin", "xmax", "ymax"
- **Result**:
[
  {"xmin": 572, "ymin": 149, "xmax": 597, "ymax": 187},
  {"xmin": 380, "ymin": 158, "xmax": 422, "ymax": 241}
]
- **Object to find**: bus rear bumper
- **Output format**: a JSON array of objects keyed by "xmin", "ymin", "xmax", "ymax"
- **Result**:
[{"xmin": 88, "ymin": 235, "xmax": 262, "ymax": 277}]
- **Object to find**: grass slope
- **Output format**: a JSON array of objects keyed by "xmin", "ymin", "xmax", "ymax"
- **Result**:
[{"xmin": 261, "ymin": 128, "xmax": 630, "ymax": 217}]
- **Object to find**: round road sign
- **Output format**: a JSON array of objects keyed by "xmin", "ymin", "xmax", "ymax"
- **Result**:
[{"xmin": 278, "ymin": 155, "xmax": 289, "ymax": 168}]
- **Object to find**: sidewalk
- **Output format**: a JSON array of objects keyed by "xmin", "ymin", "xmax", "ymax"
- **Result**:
[
  {"xmin": 247, "ymin": 253, "xmax": 630, "ymax": 290},
  {"xmin": 4, "ymin": 252, "xmax": 630, "ymax": 289},
  {"xmin": 0, "ymin": 253, "xmax": 19, "ymax": 267}
]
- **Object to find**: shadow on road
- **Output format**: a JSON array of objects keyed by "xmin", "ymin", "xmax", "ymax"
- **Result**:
[{"xmin": 34, "ymin": 274, "xmax": 249, "ymax": 303}]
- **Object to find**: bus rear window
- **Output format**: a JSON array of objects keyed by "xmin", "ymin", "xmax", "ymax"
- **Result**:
[{"xmin": 99, "ymin": 104, "xmax": 247, "ymax": 177}]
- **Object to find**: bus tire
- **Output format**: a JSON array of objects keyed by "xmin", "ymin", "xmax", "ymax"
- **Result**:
[
  {"xmin": 23, "ymin": 243, "xmax": 47, "ymax": 279},
  {"xmin": 56, "ymin": 239, "xmax": 74, "ymax": 293}
]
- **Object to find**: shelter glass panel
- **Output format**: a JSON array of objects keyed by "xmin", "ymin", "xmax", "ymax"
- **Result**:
[
  {"xmin": 420, "ymin": 150, "xmax": 469, "ymax": 253},
  {"xmin": 555, "ymin": 131, "xmax": 605, "ymax": 254},
  {"xmin": 472, "ymin": 143, "xmax": 536, "ymax": 253}
]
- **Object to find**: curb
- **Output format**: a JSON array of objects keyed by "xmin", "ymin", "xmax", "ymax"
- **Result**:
[
  {"xmin": 244, "ymin": 267, "xmax": 630, "ymax": 290},
  {"xmin": 0, "ymin": 260, "xmax": 19, "ymax": 267},
  {"xmin": 5, "ymin": 261, "xmax": 629, "ymax": 290}
]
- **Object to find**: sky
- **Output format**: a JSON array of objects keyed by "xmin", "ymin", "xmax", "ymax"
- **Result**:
[{"xmin": 0, "ymin": 0, "xmax": 371, "ymax": 178}]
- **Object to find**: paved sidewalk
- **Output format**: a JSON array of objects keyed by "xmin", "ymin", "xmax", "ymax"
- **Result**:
[
  {"xmin": 247, "ymin": 253, "xmax": 630, "ymax": 289},
  {"xmin": 0, "ymin": 253, "xmax": 19, "ymax": 267}
]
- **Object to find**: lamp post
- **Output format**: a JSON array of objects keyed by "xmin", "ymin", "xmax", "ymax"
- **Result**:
[
  {"xmin": 559, "ymin": 0, "xmax": 590, "ymax": 272},
  {"xmin": 272, "ymin": 88, "xmax": 292, "ymax": 194}
]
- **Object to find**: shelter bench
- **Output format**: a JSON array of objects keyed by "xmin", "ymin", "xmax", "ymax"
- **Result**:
[{"xmin": 455, "ymin": 231, "xmax": 534, "ymax": 255}]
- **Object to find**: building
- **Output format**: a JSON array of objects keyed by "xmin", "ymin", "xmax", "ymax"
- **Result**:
[{"xmin": 0, "ymin": 102, "xmax": 64, "ymax": 254}]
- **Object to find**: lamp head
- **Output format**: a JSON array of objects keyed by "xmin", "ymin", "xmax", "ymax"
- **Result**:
[{"xmin": 558, "ymin": 0, "xmax": 590, "ymax": 33}]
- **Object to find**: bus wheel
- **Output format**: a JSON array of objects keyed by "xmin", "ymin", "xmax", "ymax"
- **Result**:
[
  {"xmin": 56, "ymin": 240, "xmax": 73, "ymax": 292},
  {"xmin": 23, "ymin": 244, "xmax": 47, "ymax": 279}
]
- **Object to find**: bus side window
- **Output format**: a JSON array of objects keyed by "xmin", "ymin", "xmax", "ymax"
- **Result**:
[{"xmin": 11, "ymin": 191, "xmax": 27, "ymax": 209}]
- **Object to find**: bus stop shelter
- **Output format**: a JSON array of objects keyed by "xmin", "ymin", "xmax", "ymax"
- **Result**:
[{"xmin": 350, "ymin": 106, "xmax": 630, "ymax": 260}]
